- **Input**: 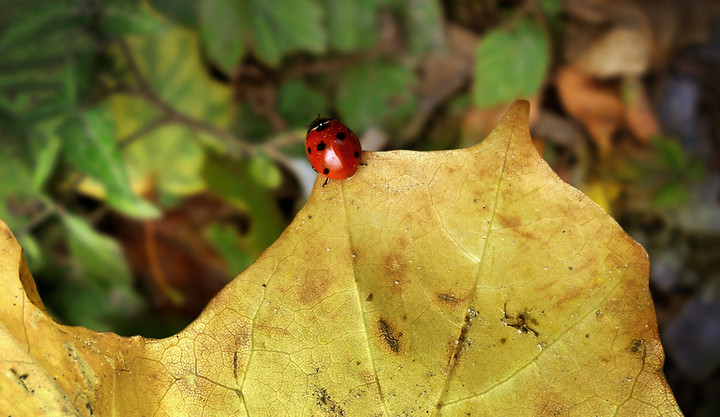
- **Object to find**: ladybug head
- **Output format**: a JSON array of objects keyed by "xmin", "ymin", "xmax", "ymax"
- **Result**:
[{"xmin": 306, "ymin": 116, "xmax": 334, "ymax": 134}]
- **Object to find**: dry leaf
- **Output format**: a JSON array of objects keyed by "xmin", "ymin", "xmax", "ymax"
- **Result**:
[
  {"xmin": 557, "ymin": 67, "xmax": 624, "ymax": 155},
  {"xmin": 623, "ymin": 76, "xmax": 660, "ymax": 143},
  {"xmin": 565, "ymin": 2, "xmax": 653, "ymax": 78},
  {"xmin": 0, "ymin": 102, "xmax": 680, "ymax": 416}
]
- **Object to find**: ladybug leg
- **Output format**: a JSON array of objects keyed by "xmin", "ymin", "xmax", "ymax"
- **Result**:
[{"xmin": 322, "ymin": 178, "xmax": 329, "ymax": 187}]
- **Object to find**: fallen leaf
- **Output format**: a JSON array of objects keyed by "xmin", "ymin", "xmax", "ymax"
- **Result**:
[
  {"xmin": 565, "ymin": 2, "xmax": 653, "ymax": 78},
  {"xmin": 0, "ymin": 102, "xmax": 680, "ymax": 415},
  {"xmin": 623, "ymin": 76, "xmax": 660, "ymax": 143},
  {"xmin": 557, "ymin": 67, "xmax": 624, "ymax": 155}
]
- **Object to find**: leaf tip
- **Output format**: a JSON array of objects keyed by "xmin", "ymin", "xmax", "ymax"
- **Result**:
[{"xmin": 507, "ymin": 99, "xmax": 531, "ymax": 119}]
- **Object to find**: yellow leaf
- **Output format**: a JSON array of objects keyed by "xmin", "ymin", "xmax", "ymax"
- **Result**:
[{"xmin": 0, "ymin": 102, "xmax": 680, "ymax": 415}]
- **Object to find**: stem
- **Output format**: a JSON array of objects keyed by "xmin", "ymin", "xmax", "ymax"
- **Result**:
[{"xmin": 116, "ymin": 39, "xmax": 253, "ymax": 157}]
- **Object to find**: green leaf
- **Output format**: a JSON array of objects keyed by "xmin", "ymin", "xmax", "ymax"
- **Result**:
[
  {"xmin": 277, "ymin": 79, "xmax": 327, "ymax": 128},
  {"xmin": 235, "ymin": 102, "xmax": 274, "ymax": 140},
  {"xmin": 686, "ymin": 159, "xmax": 705, "ymax": 181},
  {"xmin": 47, "ymin": 280, "xmax": 144, "ymax": 332},
  {"xmin": 57, "ymin": 108, "xmax": 127, "ymax": 193},
  {"xmin": 118, "ymin": 21, "xmax": 232, "ymax": 126},
  {"xmin": 59, "ymin": 212, "xmax": 146, "ymax": 332},
  {"xmin": 202, "ymin": 154, "xmax": 285, "ymax": 251},
  {"xmin": 101, "ymin": 3, "xmax": 165, "ymax": 35},
  {"xmin": 30, "ymin": 125, "xmax": 62, "ymax": 191},
  {"xmin": 0, "ymin": 0, "xmax": 94, "ymax": 129},
  {"xmin": 538, "ymin": 0, "xmax": 563, "ymax": 17},
  {"xmin": 249, "ymin": 153, "xmax": 282, "ymax": 189},
  {"xmin": 402, "ymin": 0, "xmax": 445, "ymax": 53},
  {"xmin": 473, "ymin": 17, "xmax": 549, "ymax": 108},
  {"xmin": 57, "ymin": 107, "xmax": 159, "ymax": 218},
  {"xmin": 199, "ymin": 0, "xmax": 328, "ymax": 68},
  {"xmin": 336, "ymin": 61, "xmax": 417, "ymax": 131},
  {"xmin": 248, "ymin": 0, "xmax": 326, "ymax": 66},
  {"xmin": 116, "ymin": 103, "xmax": 207, "ymax": 197},
  {"xmin": 106, "ymin": 193, "xmax": 162, "ymax": 217},
  {"xmin": 199, "ymin": 0, "xmax": 245, "ymax": 73},
  {"xmin": 0, "ymin": 143, "xmax": 34, "ymax": 196},
  {"xmin": 0, "ymin": 2, "xmax": 82, "ymax": 50},
  {"xmin": 651, "ymin": 137, "xmax": 686, "ymax": 172},
  {"xmin": 147, "ymin": 0, "xmax": 198, "ymax": 28},
  {"xmin": 0, "ymin": 57, "xmax": 82, "ymax": 128},
  {"xmin": 204, "ymin": 223, "xmax": 255, "ymax": 275},
  {"xmin": 109, "ymin": 20, "xmax": 235, "ymax": 199},
  {"xmin": 652, "ymin": 180, "xmax": 688, "ymax": 208},
  {"xmin": 0, "ymin": 144, "xmax": 36, "ymax": 229},
  {"xmin": 320, "ymin": 0, "xmax": 379, "ymax": 51},
  {"xmin": 63, "ymin": 213, "xmax": 133, "ymax": 286},
  {"xmin": 17, "ymin": 234, "xmax": 43, "ymax": 271}
]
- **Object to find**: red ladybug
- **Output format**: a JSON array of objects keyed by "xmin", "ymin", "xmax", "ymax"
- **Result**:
[{"xmin": 305, "ymin": 117, "xmax": 362, "ymax": 186}]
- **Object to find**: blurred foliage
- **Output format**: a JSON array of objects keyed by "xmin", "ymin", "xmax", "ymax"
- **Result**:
[
  {"xmin": 1, "ymin": 1, "xmax": 720, "ymax": 413},
  {"xmin": 472, "ymin": 16, "xmax": 548, "ymax": 107},
  {"xmin": 0, "ymin": 0, "xmax": 478, "ymax": 336}
]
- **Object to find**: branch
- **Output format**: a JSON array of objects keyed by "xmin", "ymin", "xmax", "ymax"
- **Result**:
[{"xmin": 116, "ymin": 39, "xmax": 252, "ymax": 157}]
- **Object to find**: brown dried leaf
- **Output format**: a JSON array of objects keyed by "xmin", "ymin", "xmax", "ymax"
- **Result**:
[
  {"xmin": 557, "ymin": 67, "xmax": 624, "ymax": 155},
  {"xmin": 623, "ymin": 76, "xmax": 660, "ymax": 143},
  {"xmin": 565, "ymin": 2, "xmax": 653, "ymax": 78}
]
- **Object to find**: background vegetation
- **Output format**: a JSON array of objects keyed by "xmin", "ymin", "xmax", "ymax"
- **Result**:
[{"xmin": 0, "ymin": 0, "xmax": 718, "ymax": 414}]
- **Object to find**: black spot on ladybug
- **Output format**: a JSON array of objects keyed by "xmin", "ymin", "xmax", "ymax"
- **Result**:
[
  {"xmin": 323, "ymin": 168, "xmax": 329, "ymax": 175},
  {"xmin": 336, "ymin": 132, "xmax": 346, "ymax": 140},
  {"xmin": 307, "ymin": 147, "xmax": 311, "ymax": 154},
  {"xmin": 316, "ymin": 141, "xmax": 326, "ymax": 151},
  {"xmin": 354, "ymin": 152, "xmax": 360, "ymax": 158}
]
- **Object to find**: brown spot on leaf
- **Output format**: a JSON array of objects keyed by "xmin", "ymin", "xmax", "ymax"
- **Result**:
[
  {"xmin": 497, "ymin": 213, "xmax": 522, "ymax": 229},
  {"xmin": 502, "ymin": 302, "xmax": 539, "ymax": 337},
  {"xmin": 444, "ymin": 308, "xmax": 477, "ymax": 372},
  {"xmin": 10, "ymin": 368, "xmax": 31, "ymax": 393},
  {"xmin": 255, "ymin": 323, "xmax": 291, "ymax": 337},
  {"xmin": 233, "ymin": 352, "xmax": 239, "ymax": 380},
  {"xmin": 437, "ymin": 293, "xmax": 460, "ymax": 306},
  {"xmin": 314, "ymin": 387, "xmax": 346, "ymax": 416},
  {"xmin": 377, "ymin": 319, "xmax": 401, "ymax": 353},
  {"xmin": 297, "ymin": 271, "xmax": 331, "ymax": 305},
  {"xmin": 366, "ymin": 293, "xmax": 374, "ymax": 301},
  {"xmin": 384, "ymin": 244, "xmax": 410, "ymax": 293},
  {"xmin": 630, "ymin": 339, "xmax": 644, "ymax": 354}
]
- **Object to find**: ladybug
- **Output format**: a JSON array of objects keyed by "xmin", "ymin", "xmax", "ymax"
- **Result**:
[{"xmin": 305, "ymin": 117, "xmax": 362, "ymax": 186}]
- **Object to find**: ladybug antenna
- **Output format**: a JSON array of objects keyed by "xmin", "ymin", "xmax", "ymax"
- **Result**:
[{"xmin": 304, "ymin": 114, "xmax": 323, "ymax": 130}]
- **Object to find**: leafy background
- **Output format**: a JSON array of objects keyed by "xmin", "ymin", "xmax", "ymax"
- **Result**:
[{"xmin": 0, "ymin": 0, "xmax": 717, "ymax": 414}]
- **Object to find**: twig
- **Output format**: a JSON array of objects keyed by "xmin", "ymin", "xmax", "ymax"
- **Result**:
[
  {"xmin": 14, "ymin": 204, "xmax": 56, "ymax": 238},
  {"xmin": 119, "ymin": 115, "xmax": 170, "ymax": 148},
  {"xmin": 116, "ymin": 38, "xmax": 252, "ymax": 157}
]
